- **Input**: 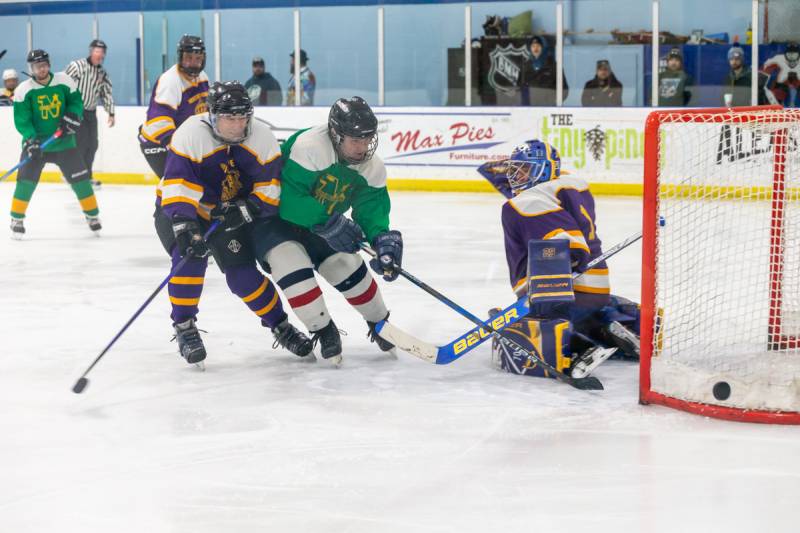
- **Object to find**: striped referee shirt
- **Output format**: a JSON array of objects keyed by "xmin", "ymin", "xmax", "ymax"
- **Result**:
[{"xmin": 65, "ymin": 57, "xmax": 115, "ymax": 115}]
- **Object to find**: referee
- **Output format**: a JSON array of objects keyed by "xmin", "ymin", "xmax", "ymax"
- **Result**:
[{"xmin": 66, "ymin": 39, "xmax": 115, "ymax": 187}]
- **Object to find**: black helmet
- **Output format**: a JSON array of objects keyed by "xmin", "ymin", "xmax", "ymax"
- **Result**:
[
  {"xmin": 26, "ymin": 49, "xmax": 50, "ymax": 65},
  {"xmin": 89, "ymin": 39, "xmax": 107, "ymax": 50},
  {"xmin": 177, "ymin": 34, "xmax": 205, "ymax": 76},
  {"xmin": 206, "ymin": 81, "xmax": 253, "ymax": 144},
  {"xmin": 328, "ymin": 96, "xmax": 379, "ymax": 165},
  {"xmin": 786, "ymin": 42, "xmax": 800, "ymax": 66},
  {"xmin": 290, "ymin": 49, "xmax": 309, "ymax": 64}
]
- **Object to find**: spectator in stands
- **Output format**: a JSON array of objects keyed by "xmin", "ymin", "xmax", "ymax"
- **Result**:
[
  {"xmin": 720, "ymin": 46, "xmax": 768, "ymax": 107},
  {"xmin": 659, "ymin": 47, "xmax": 693, "ymax": 106},
  {"xmin": 0, "ymin": 68, "xmax": 18, "ymax": 106},
  {"xmin": 519, "ymin": 36, "xmax": 568, "ymax": 106},
  {"xmin": 0, "ymin": 68, "xmax": 19, "ymax": 106},
  {"xmin": 287, "ymin": 49, "xmax": 315, "ymax": 106},
  {"xmin": 581, "ymin": 59, "xmax": 623, "ymax": 107},
  {"xmin": 245, "ymin": 57, "xmax": 282, "ymax": 106}
]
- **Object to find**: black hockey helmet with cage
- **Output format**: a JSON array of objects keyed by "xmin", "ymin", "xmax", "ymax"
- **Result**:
[
  {"xmin": 206, "ymin": 81, "xmax": 253, "ymax": 144},
  {"xmin": 177, "ymin": 34, "xmax": 205, "ymax": 76},
  {"xmin": 26, "ymin": 49, "xmax": 50, "ymax": 65},
  {"xmin": 328, "ymin": 96, "xmax": 379, "ymax": 165}
]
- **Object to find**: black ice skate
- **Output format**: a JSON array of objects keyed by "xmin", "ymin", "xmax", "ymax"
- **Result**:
[
  {"xmin": 173, "ymin": 319, "xmax": 207, "ymax": 368},
  {"xmin": 311, "ymin": 319, "xmax": 343, "ymax": 365},
  {"xmin": 367, "ymin": 313, "xmax": 396, "ymax": 356},
  {"xmin": 10, "ymin": 218, "xmax": 24, "ymax": 240},
  {"xmin": 569, "ymin": 345, "xmax": 617, "ymax": 379},
  {"xmin": 272, "ymin": 319, "xmax": 314, "ymax": 358},
  {"xmin": 85, "ymin": 215, "xmax": 102, "ymax": 234}
]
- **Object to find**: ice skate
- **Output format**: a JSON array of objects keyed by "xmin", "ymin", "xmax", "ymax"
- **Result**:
[
  {"xmin": 85, "ymin": 215, "xmax": 102, "ymax": 235},
  {"xmin": 569, "ymin": 345, "xmax": 617, "ymax": 379},
  {"xmin": 172, "ymin": 318, "xmax": 207, "ymax": 366},
  {"xmin": 272, "ymin": 319, "xmax": 314, "ymax": 358},
  {"xmin": 311, "ymin": 319, "xmax": 343, "ymax": 366},
  {"xmin": 10, "ymin": 218, "xmax": 24, "ymax": 240},
  {"xmin": 367, "ymin": 313, "xmax": 397, "ymax": 358},
  {"xmin": 602, "ymin": 321, "xmax": 640, "ymax": 360}
]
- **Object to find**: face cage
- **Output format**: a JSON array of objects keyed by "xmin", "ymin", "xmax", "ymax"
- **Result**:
[
  {"xmin": 507, "ymin": 160, "xmax": 547, "ymax": 193},
  {"xmin": 332, "ymin": 130, "xmax": 379, "ymax": 165},
  {"xmin": 210, "ymin": 111, "xmax": 253, "ymax": 145}
]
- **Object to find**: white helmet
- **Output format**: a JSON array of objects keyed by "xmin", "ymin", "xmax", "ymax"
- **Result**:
[{"xmin": 3, "ymin": 69, "xmax": 19, "ymax": 81}]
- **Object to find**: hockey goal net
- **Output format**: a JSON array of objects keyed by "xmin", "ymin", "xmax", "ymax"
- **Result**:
[{"xmin": 640, "ymin": 105, "xmax": 800, "ymax": 424}]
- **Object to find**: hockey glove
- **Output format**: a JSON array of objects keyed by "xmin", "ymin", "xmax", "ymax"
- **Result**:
[
  {"xmin": 60, "ymin": 112, "xmax": 81, "ymax": 135},
  {"xmin": 210, "ymin": 198, "xmax": 257, "ymax": 232},
  {"xmin": 369, "ymin": 230, "xmax": 403, "ymax": 282},
  {"xmin": 313, "ymin": 212, "xmax": 365, "ymax": 254},
  {"xmin": 172, "ymin": 217, "xmax": 210, "ymax": 260},
  {"xmin": 23, "ymin": 139, "xmax": 42, "ymax": 160}
]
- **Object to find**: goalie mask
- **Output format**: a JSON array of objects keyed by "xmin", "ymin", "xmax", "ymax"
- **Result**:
[
  {"xmin": 177, "ymin": 34, "xmax": 206, "ymax": 76},
  {"xmin": 328, "ymin": 96, "xmax": 379, "ymax": 165},
  {"xmin": 506, "ymin": 140, "xmax": 561, "ymax": 194},
  {"xmin": 206, "ymin": 81, "xmax": 253, "ymax": 145}
]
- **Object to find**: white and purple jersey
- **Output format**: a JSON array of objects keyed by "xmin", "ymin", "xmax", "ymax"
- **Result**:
[
  {"xmin": 140, "ymin": 65, "xmax": 209, "ymax": 146},
  {"xmin": 157, "ymin": 114, "xmax": 282, "ymax": 221},
  {"xmin": 500, "ymin": 174, "xmax": 610, "ymax": 308}
]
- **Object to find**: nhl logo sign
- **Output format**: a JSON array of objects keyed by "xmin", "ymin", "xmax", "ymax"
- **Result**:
[
  {"xmin": 488, "ymin": 44, "xmax": 528, "ymax": 95},
  {"xmin": 227, "ymin": 239, "xmax": 242, "ymax": 253}
]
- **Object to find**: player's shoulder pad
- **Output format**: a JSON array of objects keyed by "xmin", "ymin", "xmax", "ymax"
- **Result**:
[
  {"xmin": 52, "ymin": 71, "xmax": 78, "ymax": 92},
  {"xmin": 289, "ymin": 124, "xmax": 336, "ymax": 171},
  {"xmin": 543, "ymin": 174, "xmax": 590, "ymax": 195},
  {"xmin": 507, "ymin": 184, "xmax": 562, "ymax": 217},
  {"xmin": 153, "ymin": 65, "xmax": 183, "ymax": 109},
  {"xmin": 241, "ymin": 120, "xmax": 281, "ymax": 165},
  {"xmin": 352, "ymin": 154, "xmax": 387, "ymax": 188},
  {"xmin": 169, "ymin": 114, "xmax": 220, "ymax": 162},
  {"xmin": 13, "ymin": 79, "xmax": 35, "ymax": 102}
]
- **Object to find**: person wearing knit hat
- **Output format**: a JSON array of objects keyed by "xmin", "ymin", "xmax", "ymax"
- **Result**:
[
  {"xmin": 721, "ymin": 45, "xmax": 768, "ymax": 107},
  {"xmin": 519, "ymin": 36, "xmax": 569, "ymax": 106},
  {"xmin": 0, "ymin": 68, "xmax": 18, "ymax": 106},
  {"xmin": 658, "ymin": 46, "xmax": 693, "ymax": 106}
]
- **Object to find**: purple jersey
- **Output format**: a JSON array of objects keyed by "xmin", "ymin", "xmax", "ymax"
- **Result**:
[
  {"xmin": 140, "ymin": 65, "xmax": 209, "ymax": 146},
  {"xmin": 157, "ymin": 114, "xmax": 282, "ymax": 221},
  {"xmin": 500, "ymin": 175, "xmax": 610, "ymax": 307}
]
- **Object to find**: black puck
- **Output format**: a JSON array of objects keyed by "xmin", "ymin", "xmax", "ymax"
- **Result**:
[
  {"xmin": 712, "ymin": 381, "xmax": 731, "ymax": 401},
  {"xmin": 72, "ymin": 377, "xmax": 89, "ymax": 394}
]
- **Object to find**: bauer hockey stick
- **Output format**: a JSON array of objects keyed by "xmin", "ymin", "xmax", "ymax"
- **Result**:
[
  {"xmin": 0, "ymin": 130, "xmax": 63, "ymax": 182},
  {"xmin": 361, "ymin": 246, "xmax": 603, "ymax": 390},
  {"xmin": 72, "ymin": 221, "xmax": 221, "ymax": 394},
  {"xmin": 371, "ymin": 228, "xmax": 647, "ymax": 366}
]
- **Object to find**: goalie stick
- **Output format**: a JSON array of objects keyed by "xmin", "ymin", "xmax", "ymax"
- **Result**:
[{"xmin": 372, "ymin": 228, "xmax": 645, "ymax": 366}]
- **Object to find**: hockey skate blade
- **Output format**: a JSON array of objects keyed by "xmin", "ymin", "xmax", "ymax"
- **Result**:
[
  {"xmin": 570, "ymin": 346, "xmax": 617, "ymax": 379},
  {"xmin": 10, "ymin": 233, "xmax": 23, "ymax": 241},
  {"xmin": 322, "ymin": 354, "xmax": 342, "ymax": 367},
  {"xmin": 374, "ymin": 321, "xmax": 437, "ymax": 363},
  {"xmin": 194, "ymin": 361, "xmax": 206, "ymax": 371}
]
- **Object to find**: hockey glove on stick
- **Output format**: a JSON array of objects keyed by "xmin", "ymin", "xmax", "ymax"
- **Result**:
[
  {"xmin": 172, "ymin": 217, "xmax": 210, "ymax": 260},
  {"xmin": 369, "ymin": 230, "xmax": 403, "ymax": 281},
  {"xmin": 210, "ymin": 198, "xmax": 257, "ymax": 232},
  {"xmin": 313, "ymin": 212, "xmax": 365, "ymax": 254},
  {"xmin": 60, "ymin": 112, "xmax": 81, "ymax": 135},
  {"xmin": 23, "ymin": 138, "xmax": 43, "ymax": 160}
]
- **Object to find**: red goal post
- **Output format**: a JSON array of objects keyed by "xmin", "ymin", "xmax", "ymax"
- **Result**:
[{"xmin": 640, "ymin": 105, "xmax": 800, "ymax": 424}]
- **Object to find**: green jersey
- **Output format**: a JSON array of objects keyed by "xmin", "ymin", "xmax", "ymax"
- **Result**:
[
  {"xmin": 13, "ymin": 71, "xmax": 83, "ymax": 152},
  {"xmin": 279, "ymin": 125, "xmax": 391, "ymax": 242}
]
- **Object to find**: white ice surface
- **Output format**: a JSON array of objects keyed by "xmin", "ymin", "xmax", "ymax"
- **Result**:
[{"xmin": 1, "ymin": 184, "xmax": 798, "ymax": 533}]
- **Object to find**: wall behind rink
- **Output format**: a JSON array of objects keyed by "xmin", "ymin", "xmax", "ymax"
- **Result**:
[{"xmin": 0, "ymin": 106, "xmax": 651, "ymax": 196}]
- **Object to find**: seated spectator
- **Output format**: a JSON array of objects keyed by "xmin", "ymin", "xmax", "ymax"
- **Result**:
[
  {"xmin": 0, "ymin": 69, "xmax": 18, "ymax": 106},
  {"xmin": 287, "ymin": 49, "xmax": 315, "ymax": 106},
  {"xmin": 721, "ymin": 46, "xmax": 768, "ymax": 106},
  {"xmin": 582, "ymin": 59, "xmax": 623, "ymax": 107},
  {"xmin": 519, "ymin": 36, "xmax": 568, "ymax": 106},
  {"xmin": 659, "ymin": 47, "xmax": 693, "ymax": 106},
  {"xmin": 245, "ymin": 57, "xmax": 282, "ymax": 106}
]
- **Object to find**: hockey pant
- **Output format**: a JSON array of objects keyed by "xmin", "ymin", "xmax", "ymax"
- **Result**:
[
  {"xmin": 253, "ymin": 218, "xmax": 388, "ymax": 334},
  {"xmin": 154, "ymin": 207, "xmax": 288, "ymax": 327}
]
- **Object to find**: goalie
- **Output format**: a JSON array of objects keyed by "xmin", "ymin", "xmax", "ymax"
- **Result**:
[{"xmin": 478, "ymin": 141, "xmax": 640, "ymax": 379}]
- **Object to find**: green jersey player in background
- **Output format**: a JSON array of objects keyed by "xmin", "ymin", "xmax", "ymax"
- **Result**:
[
  {"xmin": 252, "ymin": 97, "xmax": 403, "ymax": 365},
  {"xmin": 10, "ymin": 49, "xmax": 100, "ymax": 239}
]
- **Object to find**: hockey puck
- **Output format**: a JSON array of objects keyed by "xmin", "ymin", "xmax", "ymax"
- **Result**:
[
  {"xmin": 72, "ymin": 377, "xmax": 89, "ymax": 394},
  {"xmin": 712, "ymin": 381, "xmax": 731, "ymax": 401},
  {"xmin": 658, "ymin": 216, "xmax": 666, "ymax": 227}
]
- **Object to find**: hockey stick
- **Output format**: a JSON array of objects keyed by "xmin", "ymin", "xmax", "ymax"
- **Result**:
[
  {"xmin": 0, "ymin": 130, "xmax": 63, "ymax": 183},
  {"xmin": 361, "ymin": 246, "xmax": 602, "ymax": 390},
  {"xmin": 72, "ymin": 221, "xmax": 221, "ymax": 394},
  {"xmin": 375, "ymin": 228, "xmax": 645, "ymax": 366}
]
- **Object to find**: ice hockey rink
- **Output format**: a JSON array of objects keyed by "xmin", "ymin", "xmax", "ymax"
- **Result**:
[{"xmin": 2, "ymin": 183, "xmax": 798, "ymax": 533}]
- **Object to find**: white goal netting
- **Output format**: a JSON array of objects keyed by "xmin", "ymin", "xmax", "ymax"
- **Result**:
[{"xmin": 647, "ymin": 108, "xmax": 800, "ymax": 414}]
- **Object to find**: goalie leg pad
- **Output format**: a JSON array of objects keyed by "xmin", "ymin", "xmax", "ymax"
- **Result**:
[
  {"xmin": 526, "ymin": 239, "xmax": 575, "ymax": 318},
  {"xmin": 491, "ymin": 317, "xmax": 573, "ymax": 378}
]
